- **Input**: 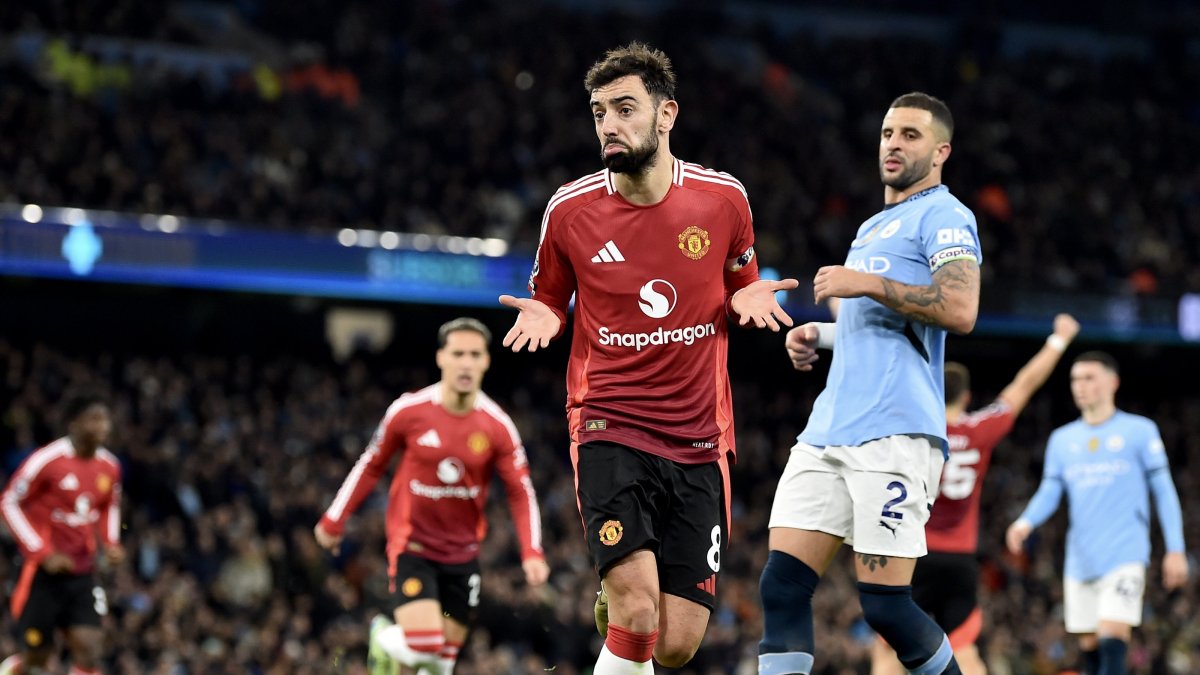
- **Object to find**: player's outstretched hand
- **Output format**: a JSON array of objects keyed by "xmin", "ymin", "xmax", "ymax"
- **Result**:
[
  {"xmin": 785, "ymin": 323, "xmax": 822, "ymax": 372},
  {"xmin": 1053, "ymin": 313, "xmax": 1080, "ymax": 342},
  {"xmin": 731, "ymin": 278, "xmax": 799, "ymax": 331},
  {"xmin": 1005, "ymin": 520, "xmax": 1032, "ymax": 556},
  {"xmin": 523, "ymin": 558, "xmax": 550, "ymax": 587},
  {"xmin": 40, "ymin": 552, "xmax": 73, "ymax": 574},
  {"xmin": 1163, "ymin": 551, "xmax": 1189, "ymax": 591},
  {"xmin": 313, "ymin": 522, "xmax": 342, "ymax": 556},
  {"xmin": 499, "ymin": 295, "xmax": 561, "ymax": 352},
  {"xmin": 813, "ymin": 266, "xmax": 872, "ymax": 304}
]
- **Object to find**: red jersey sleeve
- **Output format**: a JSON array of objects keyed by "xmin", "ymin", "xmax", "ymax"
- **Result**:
[
  {"xmin": 99, "ymin": 458, "xmax": 122, "ymax": 548},
  {"xmin": 1, "ymin": 453, "xmax": 50, "ymax": 559},
  {"xmin": 528, "ymin": 183, "xmax": 586, "ymax": 332},
  {"xmin": 720, "ymin": 182, "xmax": 760, "ymax": 315},
  {"xmin": 319, "ymin": 397, "xmax": 407, "ymax": 536},
  {"xmin": 486, "ymin": 405, "xmax": 544, "ymax": 562}
]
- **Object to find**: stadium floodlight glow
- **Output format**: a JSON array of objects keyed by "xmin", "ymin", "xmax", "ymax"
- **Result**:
[
  {"xmin": 412, "ymin": 233, "xmax": 432, "ymax": 251},
  {"xmin": 356, "ymin": 229, "xmax": 379, "ymax": 248},
  {"xmin": 482, "ymin": 238, "xmax": 508, "ymax": 257},
  {"xmin": 157, "ymin": 215, "xmax": 180, "ymax": 233},
  {"xmin": 337, "ymin": 228, "xmax": 358, "ymax": 247},
  {"xmin": 445, "ymin": 236, "xmax": 467, "ymax": 254},
  {"xmin": 64, "ymin": 208, "xmax": 87, "ymax": 225},
  {"xmin": 465, "ymin": 237, "xmax": 484, "ymax": 256},
  {"xmin": 379, "ymin": 231, "xmax": 400, "ymax": 250},
  {"xmin": 21, "ymin": 204, "xmax": 43, "ymax": 223}
]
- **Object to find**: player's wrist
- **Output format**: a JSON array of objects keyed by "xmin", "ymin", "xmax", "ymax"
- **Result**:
[
  {"xmin": 1046, "ymin": 334, "xmax": 1068, "ymax": 353},
  {"xmin": 815, "ymin": 323, "xmax": 836, "ymax": 350}
]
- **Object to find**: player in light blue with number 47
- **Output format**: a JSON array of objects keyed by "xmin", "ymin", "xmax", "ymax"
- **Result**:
[
  {"xmin": 1007, "ymin": 351, "xmax": 1187, "ymax": 675},
  {"xmin": 758, "ymin": 92, "xmax": 980, "ymax": 675}
]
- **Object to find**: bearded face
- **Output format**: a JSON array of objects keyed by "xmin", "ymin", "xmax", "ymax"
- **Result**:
[{"xmin": 601, "ymin": 115, "xmax": 660, "ymax": 175}]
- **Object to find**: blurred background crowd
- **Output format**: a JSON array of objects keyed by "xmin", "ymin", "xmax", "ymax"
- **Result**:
[
  {"xmin": 2, "ymin": 0, "xmax": 1199, "ymax": 673},
  {"xmin": 1, "ymin": 0, "xmax": 1199, "ymax": 294}
]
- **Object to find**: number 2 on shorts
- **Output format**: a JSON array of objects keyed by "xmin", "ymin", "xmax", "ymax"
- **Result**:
[{"xmin": 881, "ymin": 481, "xmax": 907, "ymax": 520}]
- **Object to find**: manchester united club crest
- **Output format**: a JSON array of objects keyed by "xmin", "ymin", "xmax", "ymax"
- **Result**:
[
  {"xmin": 97, "ymin": 474, "xmax": 112, "ymax": 493},
  {"xmin": 402, "ymin": 577, "xmax": 424, "ymax": 597},
  {"xmin": 598, "ymin": 519, "xmax": 624, "ymax": 546},
  {"xmin": 678, "ymin": 226, "xmax": 711, "ymax": 260},
  {"xmin": 468, "ymin": 432, "xmax": 490, "ymax": 455}
]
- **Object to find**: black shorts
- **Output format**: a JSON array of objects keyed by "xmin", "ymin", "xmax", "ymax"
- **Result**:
[
  {"xmin": 912, "ymin": 551, "xmax": 979, "ymax": 634},
  {"xmin": 575, "ymin": 441, "xmax": 727, "ymax": 609},
  {"xmin": 391, "ymin": 553, "xmax": 481, "ymax": 626},
  {"xmin": 14, "ymin": 572, "xmax": 105, "ymax": 650}
]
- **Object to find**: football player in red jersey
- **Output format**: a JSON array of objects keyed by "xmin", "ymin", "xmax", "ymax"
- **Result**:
[
  {"xmin": 315, "ymin": 317, "xmax": 548, "ymax": 675},
  {"xmin": 0, "ymin": 394, "xmax": 123, "ymax": 675},
  {"xmin": 872, "ymin": 314, "xmax": 1079, "ymax": 675},
  {"xmin": 500, "ymin": 42, "xmax": 796, "ymax": 673}
]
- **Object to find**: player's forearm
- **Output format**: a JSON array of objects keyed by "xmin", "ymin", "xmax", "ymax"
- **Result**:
[
  {"xmin": 870, "ymin": 267, "xmax": 978, "ymax": 333},
  {"xmin": 1000, "ymin": 341, "xmax": 1069, "ymax": 412},
  {"xmin": 1019, "ymin": 478, "xmax": 1064, "ymax": 528}
]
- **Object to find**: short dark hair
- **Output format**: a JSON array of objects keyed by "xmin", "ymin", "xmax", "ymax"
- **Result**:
[
  {"xmin": 63, "ymin": 392, "xmax": 107, "ymax": 425},
  {"xmin": 584, "ymin": 42, "xmax": 677, "ymax": 103},
  {"xmin": 889, "ymin": 91, "xmax": 954, "ymax": 141},
  {"xmin": 437, "ymin": 317, "xmax": 492, "ymax": 348},
  {"xmin": 1074, "ymin": 350, "xmax": 1119, "ymax": 375},
  {"xmin": 944, "ymin": 362, "xmax": 970, "ymax": 405}
]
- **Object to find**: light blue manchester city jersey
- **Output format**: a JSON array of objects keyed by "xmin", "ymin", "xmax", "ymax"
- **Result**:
[
  {"xmin": 799, "ymin": 185, "xmax": 981, "ymax": 451},
  {"xmin": 1022, "ymin": 411, "xmax": 1175, "ymax": 580}
]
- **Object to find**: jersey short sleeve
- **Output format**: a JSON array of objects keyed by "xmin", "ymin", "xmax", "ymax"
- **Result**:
[{"xmin": 920, "ymin": 203, "xmax": 982, "ymax": 273}]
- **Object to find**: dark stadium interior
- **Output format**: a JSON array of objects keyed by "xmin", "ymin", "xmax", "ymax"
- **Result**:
[{"xmin": 2, "ymin": 1, "xmax": 1199, "ymax": 673}]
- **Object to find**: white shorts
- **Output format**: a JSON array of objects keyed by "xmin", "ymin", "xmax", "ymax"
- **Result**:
[
  {"xmin": 768, "ymin": 435, "xmax": 944, "ymax": 558},
  {"xmin": 1063, "ymin": 562, "xmax": 1146, "ymax": 633}
]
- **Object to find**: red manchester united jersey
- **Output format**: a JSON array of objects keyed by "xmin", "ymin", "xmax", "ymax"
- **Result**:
[
  {"xmin": 1, "ymin": 437, "xmax": 122, "ymax": 574},
  {"xmin": 529, "ymin": 160, "xmax": 760, "ymax": 463},
  {"xmin": 320, "ymin": 384, "xmax": 543, "ymax": 568},
  {"xmin": 926, "ymin": 401, "xmax": 1016, "ymax": 554}
]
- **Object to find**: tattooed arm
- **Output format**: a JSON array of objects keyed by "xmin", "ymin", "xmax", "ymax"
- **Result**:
[{"xmin": 812, "ymin": 259, "xmax": 980, "ymax": 334}]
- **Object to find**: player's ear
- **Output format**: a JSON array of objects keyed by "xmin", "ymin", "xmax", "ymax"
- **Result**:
[
  {"xmin": 933, "ymin": 141, "xmax": 951, "ymax": 167},
  {"xmin": 657, "ymin": 99, "xmax": 678, "ymax": 133}
]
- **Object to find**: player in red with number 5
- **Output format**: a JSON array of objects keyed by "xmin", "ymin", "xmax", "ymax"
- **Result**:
[
  {"xmin": 500, "ymin": 42, "xmax": 796, "ymax": 673},
  {"xmin": 872, "ymin": 314, "xmax": 1080, "ymax": 675},
  {"xmin": 0, "ymin": 394, "xmax": 123, "ymax": 675}
]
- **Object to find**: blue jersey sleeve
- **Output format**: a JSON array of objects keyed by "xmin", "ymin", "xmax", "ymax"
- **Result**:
[
  {"xmin": 919, "ymin": 202, "xmax": 982, "ymax": 273},
  {"xmin": 1020, "ymin": 434, "xmax": 1064, "ymax": 527},
  {"xmin": 1142, "ymin": 421, "xmax": 1185, "ymax": 552}
]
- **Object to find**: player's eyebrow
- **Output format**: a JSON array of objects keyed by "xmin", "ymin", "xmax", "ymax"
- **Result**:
[{"xmin": 591, "ymin": 95, "xmax": 639, "ymax": 108}]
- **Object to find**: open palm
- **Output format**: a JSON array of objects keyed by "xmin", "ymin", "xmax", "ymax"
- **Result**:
[{"xmin": 499, "ymin": 295, "xmax": 562, "ymax": 352}]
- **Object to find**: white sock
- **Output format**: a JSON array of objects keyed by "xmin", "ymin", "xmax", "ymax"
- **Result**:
[{"xmin": 594, "ymin": 644, "xmax": 654, "ymax": 674}]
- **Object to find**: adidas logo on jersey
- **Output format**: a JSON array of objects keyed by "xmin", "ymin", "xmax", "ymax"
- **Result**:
[
  {"xmin": 58, "ymin": 473, "xmax": 79, "ymax": 491},
  {"xmin": 590, "ymin": 240, "xmax": 625, "ymax": 263},
  {"xmin": 416, "ymin": 429, "xmax": 442, "ymax": 448}
]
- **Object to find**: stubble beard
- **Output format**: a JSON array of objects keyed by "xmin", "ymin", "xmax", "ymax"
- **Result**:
[
  {"xmin": 602, "ymin": 125, "xmax": 660, "ymax": 175},
  {"xmin": 880, "ymin": 151, "xmax": 934, "ymax": 191}
]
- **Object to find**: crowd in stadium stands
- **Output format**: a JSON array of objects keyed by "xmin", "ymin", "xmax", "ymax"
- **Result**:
[
  {"xmin": 2, "ymin": 1, "xmax": 1199, "ymax": 295},
  {"xmin": 1, "ymin": 336, "xmax": 1196, "ymax": 674}
]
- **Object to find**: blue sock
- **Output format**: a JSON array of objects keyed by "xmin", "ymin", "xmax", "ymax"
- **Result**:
[
  {"xmin": 1082, "ymin": 648, "xmax": 1100, "ymax": 674},
  {"xmin": 1097, "ymin": 637, "xmax": 1127, "ymax": 675},
  {"xmin": 757, "ymin": 550, "xmax": 818, "ymax": 674},
  {"xmin": 857, "ymin": 582, "xmax": 960, "ymax": 675}
]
